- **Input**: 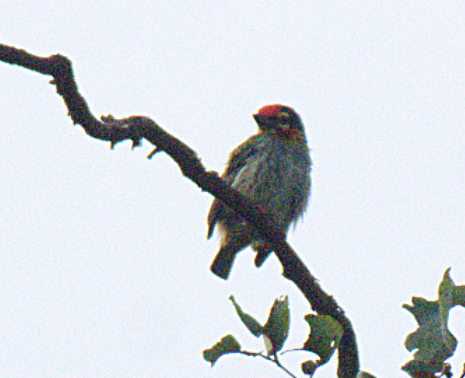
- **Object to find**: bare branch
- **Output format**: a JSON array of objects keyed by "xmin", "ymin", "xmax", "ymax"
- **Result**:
[{"xmin": 0, "ymin": 43, "xmax": 359, "ymax": 378}]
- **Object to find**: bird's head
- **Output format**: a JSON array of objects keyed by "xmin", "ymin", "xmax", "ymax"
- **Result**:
[{"xmin": 253, "ymin": 104, "xmax": 305, "ymax": 137}]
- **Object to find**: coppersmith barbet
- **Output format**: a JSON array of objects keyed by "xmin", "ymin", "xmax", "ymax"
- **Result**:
[{"xmin": 207, "ymin": 104, "xmax": 311, "ymax": 279}]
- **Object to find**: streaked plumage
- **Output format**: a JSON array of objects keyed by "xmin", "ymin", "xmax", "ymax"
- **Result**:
[{"xmin": 208, "ymin": 105, "xmax": 311, "ymax": 279}]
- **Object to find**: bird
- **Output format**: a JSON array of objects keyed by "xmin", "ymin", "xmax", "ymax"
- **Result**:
[{"xmin": 207, "ymin": 104, "xmax": 311, "ymax": 279}]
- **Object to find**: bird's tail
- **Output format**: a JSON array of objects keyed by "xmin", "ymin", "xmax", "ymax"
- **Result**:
[
  {"xmin": 210, "ymin": 234, "xmax": 251, "ymax": 279},
  {"xmin": 210, "ymin": 245, "xmax": 238, "ymax": 280}
]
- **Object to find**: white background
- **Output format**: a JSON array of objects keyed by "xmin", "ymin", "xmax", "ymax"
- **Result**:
[{"xmin": 1, "ymin": 1, "xmax": 465, "ymax": 377}]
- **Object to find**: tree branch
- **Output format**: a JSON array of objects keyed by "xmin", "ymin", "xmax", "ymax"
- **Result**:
[{"xmin": 0, "ymin": 43, "xmax": 359, "ymax": 378}]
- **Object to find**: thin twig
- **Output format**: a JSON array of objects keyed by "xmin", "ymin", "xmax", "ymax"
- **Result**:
[{"xmin": 240, "ymin": 350, "xmax": 298, "ymax": 378}]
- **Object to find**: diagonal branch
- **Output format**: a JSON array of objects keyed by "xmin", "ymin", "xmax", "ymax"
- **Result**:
[{"xmin": 0, "ymin": 43, "xmax": 359, "ymax": 378}]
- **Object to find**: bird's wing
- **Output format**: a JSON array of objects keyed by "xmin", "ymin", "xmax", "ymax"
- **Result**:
[
  {"xmin": 223, "ymin": 136, "xmax": 261, "ymax": 179},
  {"xmin": 207, "ymin": 198, "xmax": 224, "ymax": 239},
  {"xmin": 207, "ymin": 136, "xmax": 261, "ymax": 238}
]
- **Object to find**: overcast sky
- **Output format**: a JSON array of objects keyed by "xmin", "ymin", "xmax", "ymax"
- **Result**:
[{"xmin": 1, "ymin": 1, "xmax": 465, "ymax": 377}]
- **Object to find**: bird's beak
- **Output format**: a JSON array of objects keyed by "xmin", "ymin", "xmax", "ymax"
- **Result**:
[
  {"xmin": 254, "ymin": 114, "xmax": 291, "ymax": 134},
  {"xmin": 253, "ymin": 114, "xmax": 278, "ymax": 131}
]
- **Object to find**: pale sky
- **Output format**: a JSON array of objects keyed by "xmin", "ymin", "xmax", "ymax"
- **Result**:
[{"xmin": 1, "ymin": 2, "xmax": 465, "ymax": 377}]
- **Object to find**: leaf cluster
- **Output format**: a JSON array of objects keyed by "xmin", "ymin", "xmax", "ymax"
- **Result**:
[
  {"xmin": 203, "ymin": 295, "xmax": 343, "ymax": 377},
  {"xmin": 402, "ymin": 268, "xmax": 465, "ymax": 378}
]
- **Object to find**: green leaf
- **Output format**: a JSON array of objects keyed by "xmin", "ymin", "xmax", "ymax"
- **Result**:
[
  {"xmin": 439, "ymin": 268, "xmax": 454, "ymax": 320},
  {"xmin": 402, "ymin": 268, "xmax": 459, "ymax": 376},
  {"xmin": 302, "ymin": 314, "xmax": 343, "ymax": 364},
  {"xmin": 203, "ymin": 335, "xmax": 241, "ymax": 366},
  {"xmin": 438, "ymin": 268, "xmax": 457, "ymax": 356},
  {"xmin": 229, "ymin": 295, "xmax": 263, "ymax": 337},
  {"xmin": 263, "ymin": 296, "xmax": 290, "ymax": 354},
  {"xmin": 301, "ymin": 360, "xmax": 319, "ymax": 376},
  {"xmin": 263, "ymin": 334, "xmax": 273, "ymax": 356},
  {"xmin": 356, "ymin": 371, "xmax": 378, "ymax": 378},
  {"xmin": 452, "ymin": 284, "xmax": 465, "ymax": 307},
  {"xmin": 401, "ymin": 360, "xmax": 437, "ymax": 378}
]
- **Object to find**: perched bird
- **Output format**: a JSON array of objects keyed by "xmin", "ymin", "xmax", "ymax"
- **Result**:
[{"xmin": 207, "ymin": 104, "xmax": 311, "ymax": 279}]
